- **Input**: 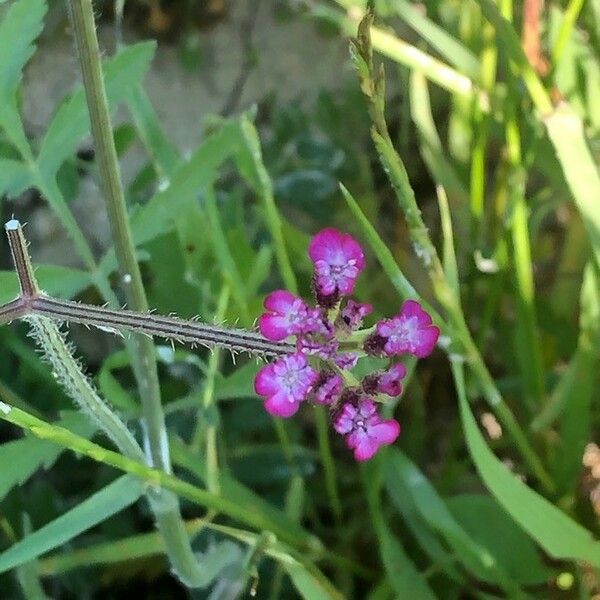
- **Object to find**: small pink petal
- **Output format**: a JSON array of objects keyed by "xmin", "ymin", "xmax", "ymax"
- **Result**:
[
  {"xmin": 254, "ymin": 364, "xmax": 278, "ymax": 396},
  {"xmin": 264, "ymin": 289, "xmax": 298, "ymax": 313},
  {"xmin": 370, "ymin": 419, "xmax": 401, "ymax": 446},
  {"xmin": 412, "ymin": 326, "xmax": 440, "ymax": 358},
  {"xmin": 333, "ymin": 403, "xmax": 358, "ymax": 434},
  {"xmin": 351, "ymin": 435, "xmax": 381, "ymax": 462},
  {"xmin": 258, "ymin": 314, "xmax": 291, "ymax": 341},
  {"xmin": 264, "ymin": 392, "xmax": 301, "ymax": 418}
]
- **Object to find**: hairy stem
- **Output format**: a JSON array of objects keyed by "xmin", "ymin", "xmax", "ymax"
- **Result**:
[{"xmin": 26, "ymin": 315, "xmax": 144, "ymax": 462}]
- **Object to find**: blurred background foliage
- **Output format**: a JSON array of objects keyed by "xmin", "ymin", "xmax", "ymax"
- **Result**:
[{"xmin": 0, "ymin": 0, "xmax": 599, "ymax": 598}]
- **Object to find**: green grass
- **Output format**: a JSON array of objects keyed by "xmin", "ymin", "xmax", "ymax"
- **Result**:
[{"xmin": 0, "ymin": 0, "xmax": 598, "ymax": 597}]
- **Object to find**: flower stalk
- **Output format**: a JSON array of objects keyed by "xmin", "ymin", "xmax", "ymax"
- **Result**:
[{"xmin": 1, "ymin": 222, "xmax": 295, "ymax": 357}]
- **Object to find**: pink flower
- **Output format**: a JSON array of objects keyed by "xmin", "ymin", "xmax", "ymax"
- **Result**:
[
  {"xmin": 309, "ymin": 228, "xmax": 365, "ymax": 298},
  {"xmin": 376, "ymin": 363, "xmax": 407, "ymax": 396},
  {"xmin": 339, "ymin": 299, "xmax": 372, "ymax": 330},
  {"xmin": 334, "ymin": 352, "xmax": 359, "ymax": 370},
  {"xmin": 297, "ymin": 336, "xmax": 339, "ymax": 360},
  {"xmin": 254, "ymin": 353, "xmax": 319, "ymax": 418},
  {"xmin": 333, "ymin": 398, "xmax": 400, "ymax": 461},
  {"xmin": 376, "ymin": 300, "xmax": 439, "ymax": 358},
  {"xmin": 312, "ymin": 371, "xmax": 343, "ymax": 405},
  {"xmin": 258, "ymin": 290, "xmax": 314, "ymax": 341}
]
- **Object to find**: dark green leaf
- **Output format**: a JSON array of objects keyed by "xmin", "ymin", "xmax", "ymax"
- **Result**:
[{"xmin": 0, "ymin": 476, "xmax": 144, "ymax": 573}]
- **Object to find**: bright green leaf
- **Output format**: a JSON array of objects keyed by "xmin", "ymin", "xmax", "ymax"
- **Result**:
[{"xmin": 0, "ymin": 0, "xmax": 45, "ymax": 102}]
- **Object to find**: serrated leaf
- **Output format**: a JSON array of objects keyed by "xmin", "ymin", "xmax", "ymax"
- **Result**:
[
  {"xmin": 0, "ymin": 475, "xmax": 144, "ymax": 574},
  {"xmin": 37, "ymin": 42, "xmax": 156, "ymax": 179},
  {"xmin": 0, "ymin": 0, "xmax": 46, "ymax": 102}
]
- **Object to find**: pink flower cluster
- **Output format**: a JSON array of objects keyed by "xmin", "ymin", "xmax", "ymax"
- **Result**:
[{"xmin": 254, "ymin": 228, "xmax": 439, "ymax": 461}]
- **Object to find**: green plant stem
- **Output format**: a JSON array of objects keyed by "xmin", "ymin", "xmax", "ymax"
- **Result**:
[
  {"xmin": 352, "ymin": 13, "xmax": 554, "ymax": 492},
  {"xmin": 469, "ymin": 8, "xmax": 498, "ymax": 246},
  {"xmin": 26, "ymin": 315, "xmax": 144, "ymax": 461},
  {"xmin": 476, "ymin": 0, "xmax": 553, "ymax": 114},
  {"xmin": 316, "ymin": 2, "xmax": 489, "ymax": 111},
  {"xmin": 66, "ymin": 0, "xmax": 206, "ymax": 586},
  {"xmin": 191, "ymin": 284, "xmax": 231, "ymax": 497},
  {"xmin": 314, "ymin": 406, "xmax": 343, "ymax": 524},
  {"xmin": 505, "ymin": 119, "xmax": 545, "ymax": 411},
  {"xmin": 0, "ymin": 400, "xmax": 321, "ymax": 553},
  {"xmin": 552, "ymin": 0, "xmax": 586, "ymax": 65}
]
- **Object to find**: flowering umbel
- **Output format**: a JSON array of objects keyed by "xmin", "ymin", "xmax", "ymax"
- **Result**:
[{"xmin": 255, "ymin": 228, "xmax": 439, "ymax": 461}]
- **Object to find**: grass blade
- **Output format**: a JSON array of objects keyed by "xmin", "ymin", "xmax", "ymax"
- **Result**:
[
  {"xmin": 0, "ymin": 476, "xmax": 144, "ymax": 574},
  {"xmin": 452, "ymin": 360, "xmax": 600, "ymax": 568},
  {"xmin": 545, "ymin": 104, "xmax": 600, "ymax": 272}
]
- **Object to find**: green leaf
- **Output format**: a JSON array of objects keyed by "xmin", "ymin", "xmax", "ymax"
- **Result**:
[
  {"xmin": 408, "ymin": 72, "xmax": 469, "ymax": 210},
  {"xmin": 0, "ymin": 0, "xmax": 46, "ymax": 154},
  {"xmin": 0, "ymin": 475, "xmax": 144, "ymax": 574},
  {"xmin": 551, "ymin": 264, "xmax": 600, "ymax": 492},
  {"xmin": 123, "ymin": 117, "xmax": 244, "ymax": 251},
  {"xmin": 97, "ymin": 351, "xmax": 138, "ymax": 412},
  {"xmin": 37, "ymin": 42, "xmax": 156, "ymax": 179},
  {"xmin": 0, "ymin": 0, "xmax": 45, "ymax": 102},
  {"xmin": 38, "ymin": 519, "xmax": 233, "ymax": 575},
  {"xmin": 447, "ymin": 494, "xmax": 553, "ymax": 585},
  {"xmin": 384, "ymin": 450, "xmax": 521, "ymax": 593},
  {"xmin": 169, "ymin": 436, "xmax": 313, "ymax": 550},
  {"xmin": 283, "ymin": 559, "xmax": 344, "ymax": 600},
  {"xmin": 0, "ymin": 266, "xmax": 90, "ymax": 304},
  {"xmin": 214, "ymin": 361, "xmax": 260, "ymax": 401},
  {"xmin": 0, "ymin": 411, "xmax": 94, "ymax": 503},
  {"xmin": 125, "ymin": 85, "xmax": 181, "ymax": 178},
  {"xmin": 377, "ymin": 0, "xmax": 480, "ymax": 78},
  {"xmin": 545, "ymin": 104, "xmax": 600, "ymax": 271},
  {"xmin": 363, "ymin": 461, "xmax": 436, "ymax": 599},
  {"xmin": 452, "ymin": 360, "xmax": 600, "ymax": 568},
  {"xmin": 0, "ymin": 159, "xmax": 32, "ymax": 197},
  {"xmin": 237, "ymin": 114, "xmax": 298, "ymax": 294}
]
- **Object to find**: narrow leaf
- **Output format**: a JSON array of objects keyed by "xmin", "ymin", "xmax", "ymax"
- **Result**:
[
  {"xmin": 545, "ymin": 104, "xmax": 600, "ymax": 271},
  {"xmin": 452, "ymin": 360, "xmax": 600, "ymax": 568},
  {"xmin": 38, "ymin": 42, "xmax": 156, "ymax": 179},
  {"xmin": 0, "ymin": 411, "xmax": 94, "ymax": 503},
  {"xmin": 0, "ymin": 476, "xmax": 144, "ymax": 573}
]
